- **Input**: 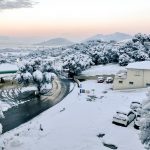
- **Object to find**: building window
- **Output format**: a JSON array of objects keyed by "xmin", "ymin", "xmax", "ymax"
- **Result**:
[
  {"xmin": 129, "ymin": 82, "xmax": 134, "ymax": 85},
  {"xmin": 146, "ymin": 83, "xmax": 150, "ymax": 87},
  {"xmin": 135, "ymin": 71, "xmax": 140, "ymax": 76},
  {"xmin": 119, "ymin": 81, "xmax": 123, "ymax": 84}
]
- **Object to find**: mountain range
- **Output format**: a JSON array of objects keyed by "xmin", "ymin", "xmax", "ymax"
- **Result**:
[
  {"xmin": 35, "ymin": 38, "xmax": 74, "ymax": 47},
  {"xmin": 85, "ymin": 32, "xmax": 132, "ymax": 42},
  {"xmin": 0, "ymin": 32, "xmax": 132, "ymax": 48}
]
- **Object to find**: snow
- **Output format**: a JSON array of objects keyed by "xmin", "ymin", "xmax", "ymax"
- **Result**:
[
  {"xmin": 40, "ymin": 83, "xmax": 52, "ymax": 91},
  {"xmin": 0, "ymin": 109, "xmax": 5, "ymax": 119},
  {"xmin": 21, "ymin": 86, "xmax": 38, "ymax": 93},
  {"xmin": 0, "ymin": 101, "xmax": 11, "ymax": 112},
  {"xmin": 44, "ymin": 72, "xmax": 52, "ymax": 82},
  {"xmin": 23, "ymin": 71, "xmax": 32, "ymax": 80},
  {"xmin": 81, "ymin": 64, "xmax": 125, "ymax": 76},
  {"xmin": 0, "ymin": 63, "xmax": 18, "ymax": 72},
  {"xmin": 0, "ymin": 80, "xmax": 146, "ymax": 150},
  {"xmin": 115, "ymin": 112, "xmax": 128, "ymax": 119},
  {"xmin": 126, "ymin": 61, "xmax": 150, "ymax": 70},
  {"xmin": 0, "ymin": 73, "xmax": 16, "ymax": 78},
  {"xmin": 33, "ymin": 70, "xmax": 43, "ymax": 82}
]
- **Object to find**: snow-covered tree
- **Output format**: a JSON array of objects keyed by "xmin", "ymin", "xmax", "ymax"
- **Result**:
[
  {"xmin": 119, "ymin": 54, "xmax": 130, "ymax": 66},
  {"xmin": 62, "ymin": 53, "xmax": 93, "ymax": 77},
  {"xmin": 135, "ymin": 51, "xmax": 149, "ymax": 61},
  {"xmin": 140, "ymin": 88, "xmax": 150, "ymax": 149},
  {"xmin": 16, "ymin": 59, "xmax": 56, "ymax": 94}
]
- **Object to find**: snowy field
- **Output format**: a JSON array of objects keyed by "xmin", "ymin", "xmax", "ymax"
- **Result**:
[
  {"xmin": 81, "ymin": 64, "xmax": 126, "ymax": 76},
  {"xmin": 0, "ymin": 80, "xmax": 146, "ymax": 150}
]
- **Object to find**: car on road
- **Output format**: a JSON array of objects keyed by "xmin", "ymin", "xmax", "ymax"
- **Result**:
[
  {"xmin": 106, "ymin": 77, "xmax": 113, "ymax": 83},
  {"xmin": 112, "ymin": 109, "xmax": 136, "ymax": 127},
  {"xmin": 134, "ymin": 114, "xmax": 142, "ymax": 129},
  {"xmin": 97, "ymin": 76, "xmax": 105, "ymax": 83}
]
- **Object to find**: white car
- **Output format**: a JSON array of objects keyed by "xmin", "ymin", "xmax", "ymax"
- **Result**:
[
  {"xmin": 112, "ymin": 109, "xmax": 136, "ymax": 127},
  {"xmin": 97, "ymin": 77, "xmax": 105, "ymax": 83},
  {"xmin": 106, "ymin": 77, "xmax": 113, "ymax": 83},
  {"xmin": 130, "ymin": 101, "xmax": 142, "ymax": 111}
]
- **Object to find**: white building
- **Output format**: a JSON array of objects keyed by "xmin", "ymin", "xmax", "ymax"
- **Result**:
[{"xmin": 113, "ymin": 61, "xmax": 150, "ymax": 90}]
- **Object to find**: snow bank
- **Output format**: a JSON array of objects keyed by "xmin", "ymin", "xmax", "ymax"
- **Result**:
[
  {"xmin": 0, "ymin": 101, "xmax": 11, "ymax": 112},
  {"xmin": 0, "ymin": 110, "xmax": 5, "ymax": 119},
  {"xmin": 21, "ymin": 86, "xmax": 38, "ymax": 93},
  {"xmin": 81, "ymin": 64, "xmax": 125, "ymax": 76}
]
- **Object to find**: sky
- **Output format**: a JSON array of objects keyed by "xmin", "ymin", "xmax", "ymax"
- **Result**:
[{"xmin": 0, "ymin": 0, "xmax": 150, "ymax": 41}]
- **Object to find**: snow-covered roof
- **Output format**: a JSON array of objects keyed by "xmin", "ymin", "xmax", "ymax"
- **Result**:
[
  {"xmin": 126, "ymin": 61, "xmax": 150, "ymax": 70},
  {"xmin": 0, "ymin": 63, "xmax": 18, "ymax": 72}
]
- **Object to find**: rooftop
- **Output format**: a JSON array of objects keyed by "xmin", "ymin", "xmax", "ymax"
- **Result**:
[
  {"xmin": 126, "ymin": 61, "xmax": 150, "ymax": 70},
  {"xmin": 0, "ymin": 63, "xmax": 18, "ymax": 74}
]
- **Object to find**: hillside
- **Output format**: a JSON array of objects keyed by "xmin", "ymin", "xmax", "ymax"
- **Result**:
[
  {"xmin": 36, "ymin": 38, "xmax": 74, "ymax": 47},
  {"xmin": 86, "ymin": 32, "xmax": 132, "ymax": 42}
]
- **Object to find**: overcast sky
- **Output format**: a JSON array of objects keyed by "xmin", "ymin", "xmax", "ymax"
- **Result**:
[{"xmin": 0, "ymin": 0, "xmax": 150, "ymax": 41}]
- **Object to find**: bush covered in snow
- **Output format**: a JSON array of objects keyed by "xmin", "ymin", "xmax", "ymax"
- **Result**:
[
  {"xmin": 119, "ymin": 54, "xmax": 131, "ymax": 66},
  {"xmin": 140, "ymin": 88, "xmax": 150, "ymax": 149},
  {"xmin": 62, "ymin": 53, "xmax": 94, "ymax": 77},
  {"xmin": 16, "ymin": 59, "xmax": 56, "ymax": 94}
]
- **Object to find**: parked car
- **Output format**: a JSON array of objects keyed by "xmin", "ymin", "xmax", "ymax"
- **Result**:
[
  {"xmin": 130, "ymin": 101, "xmax": 142, "ymax": 113},
  {"xmin": 106, "ymin": 77, "xmax": 113, "ymax": 83},
  {"xmin": 112, "ymin": 109, "xmax": 136, "ymax": 127},
  {"xmin": 97, "ymin": 77, "xmax": 105, "ymax": 83},
  {"xmin": 134, "ymin": 114, "xmax": 143, "ymax": 129}
]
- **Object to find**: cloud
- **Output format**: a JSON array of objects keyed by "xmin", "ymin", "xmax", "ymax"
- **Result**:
[{"xmin": 0, "ymin": 0, "xmax": 37, "ymax": 9}]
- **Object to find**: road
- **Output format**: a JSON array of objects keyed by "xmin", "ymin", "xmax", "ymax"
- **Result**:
[{"xmin": 0, "ymin": 78, "xmax": 72, "ymax": 133}]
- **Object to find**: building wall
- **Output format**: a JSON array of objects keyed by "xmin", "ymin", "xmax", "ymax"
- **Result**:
[
  {"xmin": 113, "ymin": 69, "xmax": 149, "ymax": 90},
  {"xmin": 144, "ymin": 70, "xmax": 150, "ymax": 86}
]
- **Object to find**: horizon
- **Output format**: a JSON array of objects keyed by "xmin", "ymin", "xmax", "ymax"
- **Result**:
[
  {"xmin": 0, "ymin": 0, "xmax": 150, "ymax": 42},
  {"xmin": 0, "ymin": 32, "xmax": 132, "ymax": 43}
]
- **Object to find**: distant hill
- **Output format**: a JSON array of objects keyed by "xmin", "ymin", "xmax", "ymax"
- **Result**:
[
  {"xmin": 86, "ymin": 32, "xmax": 132, "ymax": 42},
  {"xmin": 36, "ymin": 38, "xmax": 74, "ymax": 47}
]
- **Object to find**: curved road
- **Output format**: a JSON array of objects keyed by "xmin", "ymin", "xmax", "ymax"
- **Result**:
[{"xmin": 0, "ymin": 78, "xmax": 73, "ymax": 134}]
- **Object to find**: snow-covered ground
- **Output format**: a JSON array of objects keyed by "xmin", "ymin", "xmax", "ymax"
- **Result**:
[
  {"xmin": 0, "ymin": 80, "xmax": 146, "ymax": 150},
  {"xmin": 0, "ymin": 101, "xmax": 11, "ymax": 112},
  {"xmin": 0, "ymin": 86, "xmax": 37, "ymax": 112},
  {"xmin": 81, "ymin": 64, "xmax": 126, "ymax": 76}
]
